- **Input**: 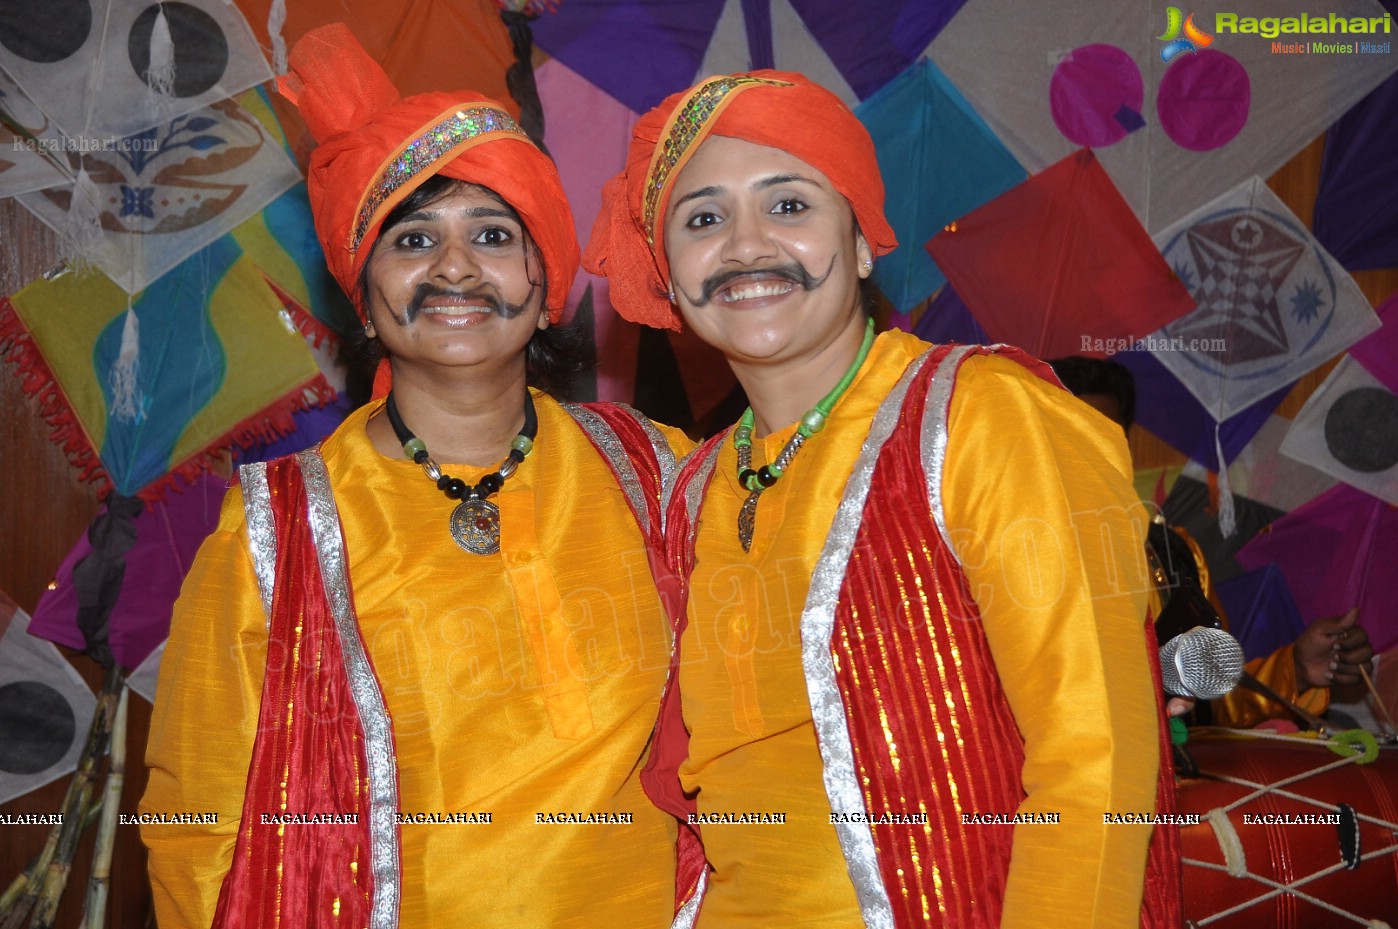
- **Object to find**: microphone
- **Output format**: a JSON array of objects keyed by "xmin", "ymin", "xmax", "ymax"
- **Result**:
[{"xmin": 1159, "ymin": 626, "xmax": 1245, "ymax": 700}]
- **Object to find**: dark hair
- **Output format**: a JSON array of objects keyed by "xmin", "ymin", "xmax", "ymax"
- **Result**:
[
  {"xmin": 353, "ymin": 173, "xmax": 589, "ymax": 395},
  {"xmin": 1046, "ymin": 355, "xmax": 1137, "ymax": 430}
]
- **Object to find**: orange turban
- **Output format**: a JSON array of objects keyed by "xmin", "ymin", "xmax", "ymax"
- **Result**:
[
  {"xmin": 583, "ymin": 71, "xmax": 897, "ymax": 331},
  {"xmin": 279, "ymin": 23, "xmax": 578, "ymax": 326}
]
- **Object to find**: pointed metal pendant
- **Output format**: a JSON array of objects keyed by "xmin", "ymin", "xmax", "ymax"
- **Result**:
[{"xmin": 737, "ymin": 491, "xmax": 760, "ymax": 552}]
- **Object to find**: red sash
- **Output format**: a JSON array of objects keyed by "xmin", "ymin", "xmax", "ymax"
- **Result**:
[{"xmin": 212, "ymin": 455, "xmax": 386, "ymax": 929}]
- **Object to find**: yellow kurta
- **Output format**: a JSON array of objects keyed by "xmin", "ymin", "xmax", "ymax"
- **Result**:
[
  {"xmin": 142, "ymin": 393, "xmax": 681, "ymax": 929},
  {"xmin": 679, "ymin": 330, "xmax": 1161, "ymax": 929}
]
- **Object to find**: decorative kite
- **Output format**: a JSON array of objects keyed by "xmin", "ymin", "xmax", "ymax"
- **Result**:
[
  {"xmin": 0, "ymin": 236, "xmax": 330, "ymax": 501},
  {"xmin": 1162, "ymin": 474, "xmax": 1284, "ymax": 583},
  {"xmin": 0, "ymin": 0, "xmax": 272, "ymax": 140},
  {"xmin": 0, "ymin": 591, "xmax": 96, "ymax": 806},
  {"xmin": 0, "ymin": 71, "xmax": 67, "ymax": 197},
  {"xmin": 1177, "ymin": 415, "xmax": 1336, "ymax": 516},
  {"xmin": 230, "ymin": 0, "xmax": 525, "ymax": 159},
  {"xmin": 855, "ymin": 58, "xmax": 1025, "ymax": 312},
  {"xmin": 1280, "ymin": 357, "xmax": 1398, "ymax": 507},
  {"xmin": 13, "ymin": 91, "xmax": 299, "ymax": 293},
  {"xmin": 1148, "ymin": 176, "xmax": 1381, "ymax": 421},
  {"xmin": 1238, "ymin": 482, "xmax": 1398, "ymax": 653},
  {"xmin": 1216, "ymin": 564, "xmax": 1308, "ymax": 664},
  {"xmin": 1347, "ymin": 288, "xmax": 1398, "ymax": 392},
  {"xmin": 532, "ymin": 0, "xmax": 967, "ymax": 113},
  {"xmin": 926, "ymin": 149, "xmax": 1195, "ymax": 361},
  {"xmin": 1115, "ymin": 348, "xmax": 1288, "ymax": 471},
  {"xmin": 928, "ymin": 0, "xmax": 1398, "ymax": 234},
  {"xmin": 1312, "ymin": 70, "xmax": 1398, "ymax": 272},
  {"xmin": 27, "ymin": 396, "xmax": 351, "ymax": 671},
  {"xmin": 906, "ymin": 284, "xmax": 989, "ymax": 346}
]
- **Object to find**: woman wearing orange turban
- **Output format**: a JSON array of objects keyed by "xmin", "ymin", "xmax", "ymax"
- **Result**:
[
  {"xmin": 586, "ymin": 72, "xmax": 1182, "ymax": 929},
  {"xmin": 141, "ymin": 25, "xmax": 685, "ymax": 929}
]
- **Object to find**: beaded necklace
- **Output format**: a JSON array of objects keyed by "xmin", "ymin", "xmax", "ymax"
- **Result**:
[
  {"xmin": 733, "ymin": 317, "xmax": 876, "ymax": 552},
  {"xmin": 385, "ymin": 391, "xmax": 537, "ymax": 555}
]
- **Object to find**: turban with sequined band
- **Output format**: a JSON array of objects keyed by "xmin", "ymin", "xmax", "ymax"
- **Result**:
[
  {"xmin": 583, "ymin": 71, "xmax": 897, "ymax": 331},
  {"xmin": 279, "ymin": 23, "xmax": 579, "ymax": 327}
]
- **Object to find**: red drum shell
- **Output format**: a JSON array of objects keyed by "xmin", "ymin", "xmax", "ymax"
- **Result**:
[{"xmin": 1176, "ymin": 736, "xmax": 1398, "ymax": 929}]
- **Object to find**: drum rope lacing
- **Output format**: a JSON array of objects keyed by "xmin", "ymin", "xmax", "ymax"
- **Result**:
[{"xmin": 1181, "ymin": 728, "xmax": 1397, "ymax": 928}]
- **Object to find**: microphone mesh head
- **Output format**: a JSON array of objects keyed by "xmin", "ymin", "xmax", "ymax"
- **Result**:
[{"xmin": 1160, "ymin": 626, "xmax": 1245, "ymax": 700}]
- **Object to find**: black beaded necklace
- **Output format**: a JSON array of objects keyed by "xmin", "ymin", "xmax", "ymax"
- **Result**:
[{"xmin": 384, "ymin": 391, "xmax": 538, "ymax": 555}]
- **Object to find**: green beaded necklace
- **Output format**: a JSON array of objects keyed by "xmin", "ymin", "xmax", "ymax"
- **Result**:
[{"xmin": 733, "ymin": 317, "xmax": 876, "ymax": 552}]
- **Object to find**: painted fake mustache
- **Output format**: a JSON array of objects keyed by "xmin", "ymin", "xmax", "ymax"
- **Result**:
[
  {"xmin": 681, "ymin": 258, "xmax": 834, "ymax": 307},
  {"xmin": 396, "ymin": 283, "xmax": 533, "ymax": 324}
]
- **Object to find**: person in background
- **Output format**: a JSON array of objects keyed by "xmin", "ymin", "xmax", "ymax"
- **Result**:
[
  {"xmin": 585, "ymin": 71, "xmax": 1181, "ymax": 929},
  {"xmin": 141, "ymin": 24, "xmax": 685, "ymax": 929},
  {"xmin": 1049, "ymin": 355, "xmax": 1373, "ymax": 729}
]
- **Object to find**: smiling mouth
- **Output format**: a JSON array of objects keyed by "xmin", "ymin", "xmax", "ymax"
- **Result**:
[
  {"xmin": 719, "ymin": 279, "xmax": 797, "ymax": 303},
  {"xmin": 419, "ymin": 301, "xmax": 494, "ymax": 316}
]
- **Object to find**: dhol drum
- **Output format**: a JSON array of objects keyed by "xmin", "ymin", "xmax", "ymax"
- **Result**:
[{"xmin": 1175, "ymin": 731, "xmax": 1398, "ymax": 929}]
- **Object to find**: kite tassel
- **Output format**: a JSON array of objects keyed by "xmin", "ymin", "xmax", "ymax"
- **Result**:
[
  {"xmin": 60, "ymin": 169, "xmax": 106, "ymax": 271},
  {"xmin": 108, "ymin": 308, "xmax": 143, "ymax": 424},
  {"xmin": 1214, "ymin": 426, "xmax": 1237, "ymax": 539},
  {"xmin": 145, "ymin": 6, "xmax": 177, "ymax": 96},
  {"xmin": 267, "ymin": 0, "xmax": 288, "ymax": 75}
]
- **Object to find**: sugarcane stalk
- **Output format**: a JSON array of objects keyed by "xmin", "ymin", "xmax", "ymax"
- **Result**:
[
  {"xmin": 0, "ymin": 800, "xmax": 102, "ymax": 922},
  {"xmin": 80, "ymin": 684, "xmax": 127, "ymax": 929},
  {"xmin": 0, "ymin": 798, "xmax": 68, "ymax": 925},
  {"xmin": 0, "ymin": 717, "xmax": 104, "ymax": 929},
  {"xmin": 0, "ymin": 801, "xmax": 102, "ymax": 919},
  {"xmin": 28, "ymin": 665, "xmax": 124, "ymax": 929}
]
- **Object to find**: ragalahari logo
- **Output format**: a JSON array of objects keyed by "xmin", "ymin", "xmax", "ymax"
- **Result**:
[{"xmin": 1159, "ymin": 7, "xmax": 1215, "ymax": 62}]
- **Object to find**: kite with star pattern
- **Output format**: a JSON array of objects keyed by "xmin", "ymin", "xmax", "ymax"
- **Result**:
[{"xmin": 1147, "ymin": 177, "xmax": 1380, "ymax": 421}]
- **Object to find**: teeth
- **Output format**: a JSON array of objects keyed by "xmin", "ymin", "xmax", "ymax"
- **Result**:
[
  {"xmin": 722, "ymin": 281, "xmax": 793, "ymax": 303},
  {"xmin": 421, "ymin": 304, "xmax": 490, "ymax": 315}
]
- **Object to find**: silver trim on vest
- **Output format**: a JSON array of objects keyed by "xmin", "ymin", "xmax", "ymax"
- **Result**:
[
  {"xmin": 670, "ymin": 868, "xmax": 708, "ymax": 929},
  {"xmin": 295, "ymin": 450, "xmax": 401, "ymax": 929},
  {"xmin": 921, "ymin": 345, "xmax": 977, "ymax": 557},
  {"xmin": 800, "ymin": 350, "xmax": 932, "ymax": 929},
  {"xmin": 563, "ymin": 404, "xmax": 653, "ymax": 539},
  {"xmin": 622, "ymin": 405, "xmax": 679, "ymax": 533},
  {"xmin": 678, "ymin": 440, "xmax": 724, "ymax": 554},
  {"xmin": 239, "ymin": 461, "xmax": 277, "ymax": 627}
]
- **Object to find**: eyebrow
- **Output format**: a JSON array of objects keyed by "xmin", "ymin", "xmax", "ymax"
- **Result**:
[
  {"xmin": 389, "ymin": 206, "xmax": 517, "ymax": 228},
  {"xmin": 671, "ymin": 173, "xmax": 821, "ymax": 209}
]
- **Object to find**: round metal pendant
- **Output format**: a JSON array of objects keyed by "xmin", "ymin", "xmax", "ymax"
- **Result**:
[{"xmin": 449, "ymin": 498, "xmax": 501, "ymax": 555}]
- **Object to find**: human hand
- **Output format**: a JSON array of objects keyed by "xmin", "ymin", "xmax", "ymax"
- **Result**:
[
  {"xmin": 1293, "ymin": 608, "xmax": 1373, "ymax": 689},
  {"xmin": 1166, "ymin": 696, "xmax": 1195, "ymax": 717}
]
